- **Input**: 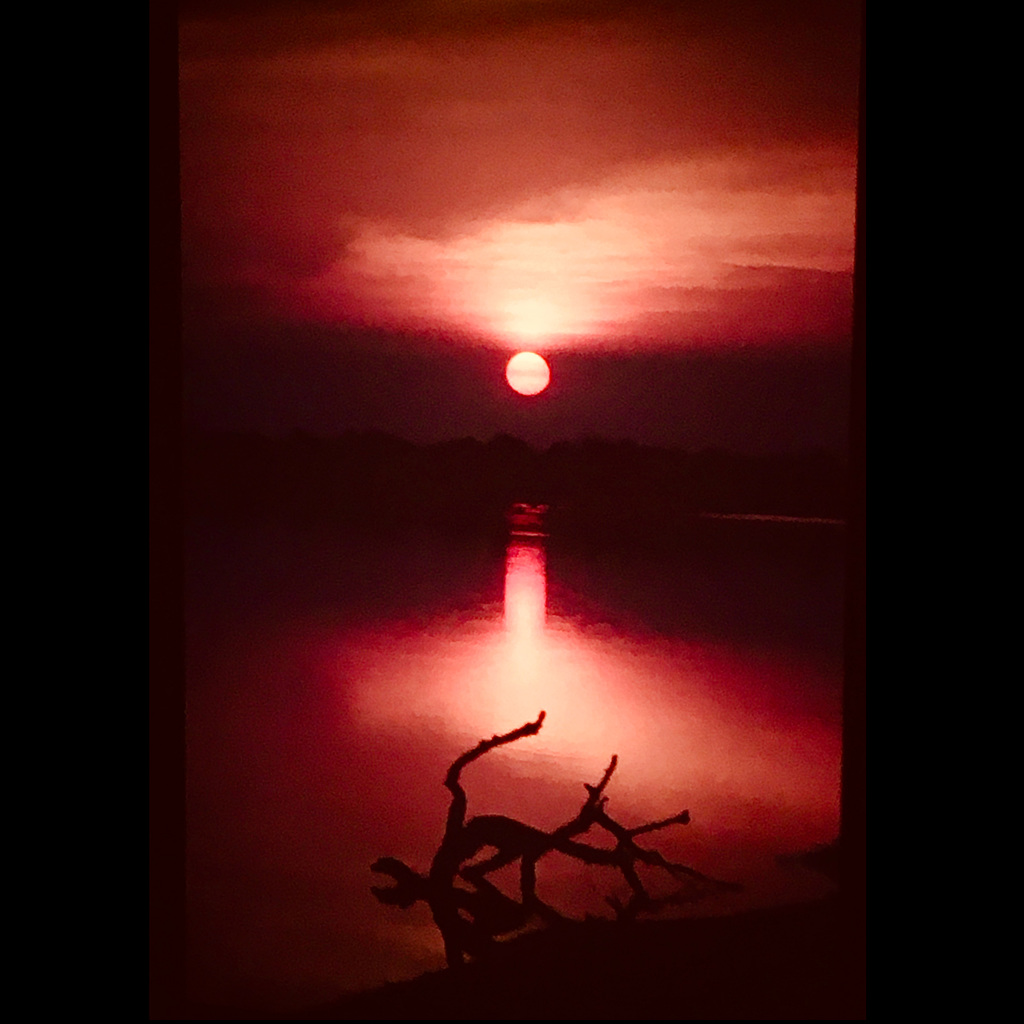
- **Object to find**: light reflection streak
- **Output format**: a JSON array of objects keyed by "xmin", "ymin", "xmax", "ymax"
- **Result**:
[{"xmin": 503, "ymin": 538, "xmax": 546, "ymax": 644}]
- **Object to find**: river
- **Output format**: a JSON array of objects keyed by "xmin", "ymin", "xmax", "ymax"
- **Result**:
[{"xmin": 185, "ymin": 512, "xmax": 846, "ymax": 1013}]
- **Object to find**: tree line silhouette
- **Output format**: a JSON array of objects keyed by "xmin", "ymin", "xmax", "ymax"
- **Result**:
[{"xmin": 185, "ymin": 429, "xmax": 847, "ymax": 532}]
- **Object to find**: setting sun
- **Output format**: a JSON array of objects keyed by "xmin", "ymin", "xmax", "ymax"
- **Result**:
[{"xmin": 505, "ymin": 351, "xmax": 551, "ymax": 396}]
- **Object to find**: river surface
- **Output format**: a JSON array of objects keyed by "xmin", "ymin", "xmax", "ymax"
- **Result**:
[{"xmin": 185, "ymin": 514, "xmax": 846, "ymax": 1013}]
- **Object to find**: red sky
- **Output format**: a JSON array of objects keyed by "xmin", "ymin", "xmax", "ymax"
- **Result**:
[{"xmin": 180, "ymin": 0, "xmax": 860, "ymax": 354}]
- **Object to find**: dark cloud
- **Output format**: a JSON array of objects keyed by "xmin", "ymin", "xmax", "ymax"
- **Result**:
[{"xmin": 180, "ymin": 6, "xmax": 858, "ymax": 300}]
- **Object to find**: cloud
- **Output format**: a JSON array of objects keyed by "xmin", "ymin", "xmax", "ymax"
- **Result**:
[
  {"xmin": 257, "ymin": 144, "xmax": 854, "ymax": 348},
  {"xmin": 180, "ymin": 1, "xmax": 860, "ymax": 348}
]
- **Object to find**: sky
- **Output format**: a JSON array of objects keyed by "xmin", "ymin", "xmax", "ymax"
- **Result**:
[{"xmin": 178, "ymin": 0, "xmax": 862, "ymax": 453}]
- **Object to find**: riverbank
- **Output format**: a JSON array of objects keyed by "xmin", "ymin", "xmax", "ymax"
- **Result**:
[{"xmin": 177, "ymin": 894, "xmax": 863, "ymax": 1020}]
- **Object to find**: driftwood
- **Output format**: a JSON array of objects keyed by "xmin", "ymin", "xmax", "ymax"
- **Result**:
[{"xmin": 371, "ymin": 711, "xmax": 740, "ymax": 967}]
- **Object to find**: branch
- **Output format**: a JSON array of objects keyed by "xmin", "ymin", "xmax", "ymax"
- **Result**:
[
  {"xmin": 372, "ymin": 713, "xmax": 740, "ymax": 969},
  {"xmin": 549, "ymin": 755, "xmax": 618, "ymax": 843},
  {"xmin": 428, "ymin": 712, "xmax": 548, "ymax": 966},
  {"xmin": 586, "ymin": 803, "xmax": 742, "ymax": 912},
  {"xmin": 584, "ymin": 754, "xmax": 618, "ymax": 804},
  {"xmin": 628, "ymin": 810, "xmax": 691, "ymax": 837},
  {"xmin": 370, "ymin": 857, "xmax": 429, "ymax": 909},
  {"xmin": 444, "ymin": 711, "xmax": 547, "ymax": 793}
]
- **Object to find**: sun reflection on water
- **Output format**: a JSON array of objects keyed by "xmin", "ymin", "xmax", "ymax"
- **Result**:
[{"xmin": 503, "ymin": 538, "xmax": 546, "ymax": 644}]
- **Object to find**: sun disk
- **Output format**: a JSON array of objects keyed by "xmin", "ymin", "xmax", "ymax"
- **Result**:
[{"xmin": 505, "ymin": 352, "xmax": 551, "ymax": 396}]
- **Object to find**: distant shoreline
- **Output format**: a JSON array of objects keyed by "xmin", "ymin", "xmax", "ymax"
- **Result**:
[{"xmin": 697, "ymin": 512, "xmax": 846, "ymax": 526}]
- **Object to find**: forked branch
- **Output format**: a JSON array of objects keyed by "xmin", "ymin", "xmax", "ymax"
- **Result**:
[{"xmin": 371, "ymin": 713, "xmax": 739, "ymax": 966}]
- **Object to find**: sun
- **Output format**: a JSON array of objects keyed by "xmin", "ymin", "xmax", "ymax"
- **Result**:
[{"xmin": 505, "ymin": 352, "xmax": 551, "ymax": 396}]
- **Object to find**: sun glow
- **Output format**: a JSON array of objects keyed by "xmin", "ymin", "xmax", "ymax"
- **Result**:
[{"xmin": 495, "ymin": 295, "xmax": 571, "ymax": 342}]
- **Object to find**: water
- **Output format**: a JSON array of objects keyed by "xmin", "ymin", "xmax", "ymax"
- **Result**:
[{"xmin": 185, "ymin": 513, "xmax": 845, "ymax": 1013}]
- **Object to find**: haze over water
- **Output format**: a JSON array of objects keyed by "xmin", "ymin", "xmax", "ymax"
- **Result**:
[{"xmin": 186, "ymin": 512, "xmax": 843, "ymax": 1013}]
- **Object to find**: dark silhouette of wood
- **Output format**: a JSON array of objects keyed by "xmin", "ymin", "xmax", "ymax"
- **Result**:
[{"xmin": 371, "ymin": 712, "xmax": 740, "ymax": 967}]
